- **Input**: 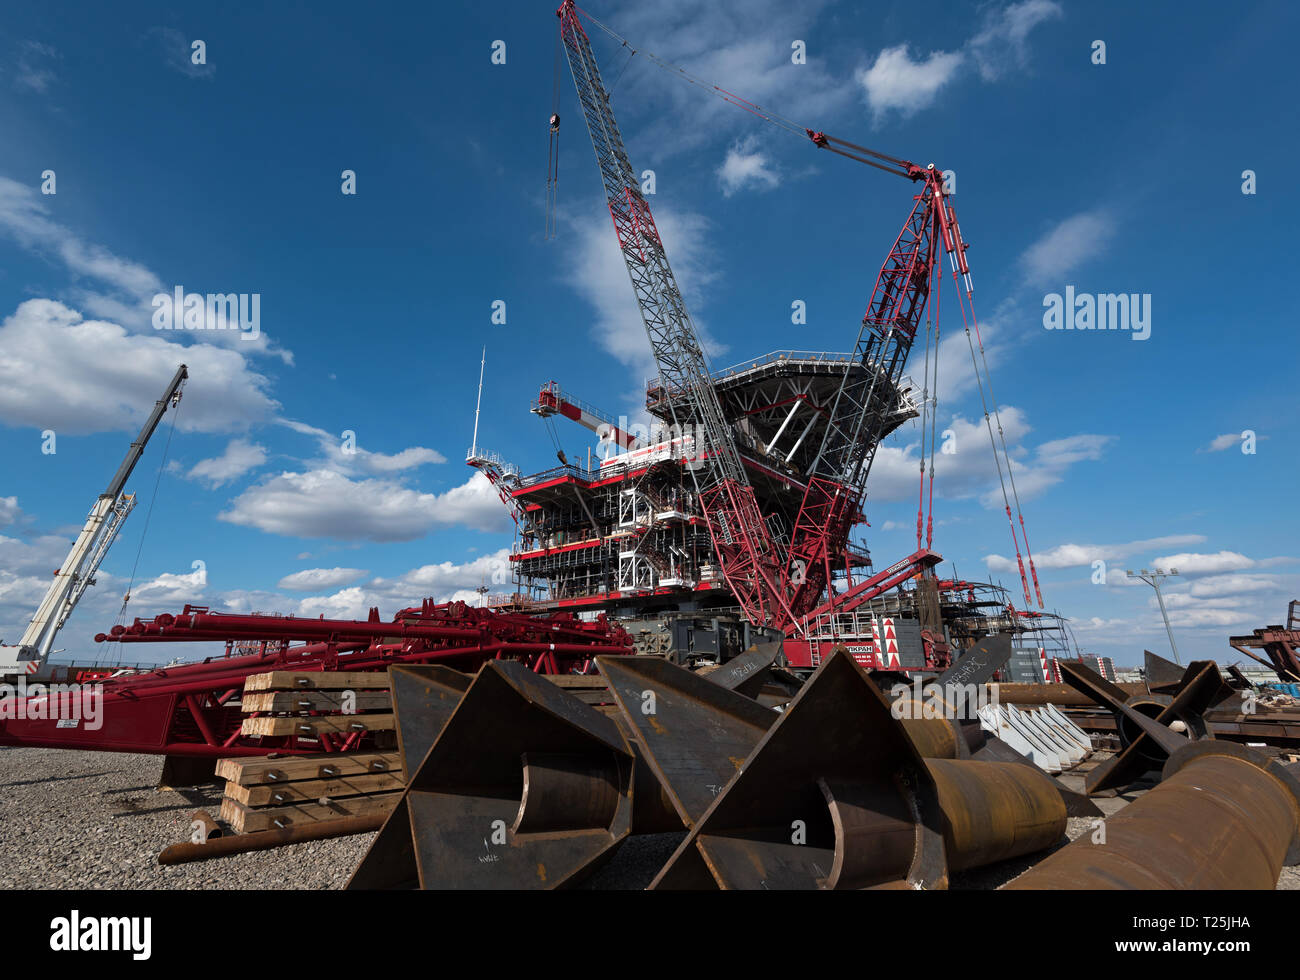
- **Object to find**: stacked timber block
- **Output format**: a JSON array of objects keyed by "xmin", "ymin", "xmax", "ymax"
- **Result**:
[
  {"xmin": 240, "ymin": 670, "xmax": 396, "ymax": 743},
  {"xmin": 218, "ymin": 669, "xmax": 404, "ymax": 834},
  {"xmin": 216, "ymin": 752, "xmax": 404, "ymax": 832}
]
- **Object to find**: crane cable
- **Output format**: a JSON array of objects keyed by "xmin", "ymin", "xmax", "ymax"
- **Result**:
[
  {"xmin": 571, "ymin": 1, "xmax": 1044, "ymax": 606},
  {"xmin": 105, "ymin": 386, "xmax": 185, "ymax": 658},
  {"xmin": 546, "ymin": 30, "xmax": 561, "ymax": 239},
  {"xmin": 924, "ymin": 246, "xmax": 942, "ymax": 552},
  {"xmin": 576, "ymin": 5, "xmax": 809, "ymax": 141},
  {"xmin": 963, "ymin": 295, "xmax": 1043, "ymax": 607},
  {"xmin": 948, "ymin": 263, "xmax": 1035, "ymax": 609},
  {"xmin": 916, "ymin": 247, "xmax": 935, "ymax": 553}
]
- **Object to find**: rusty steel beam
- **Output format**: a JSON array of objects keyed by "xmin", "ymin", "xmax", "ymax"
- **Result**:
[
  {"xmin": 160, "ymin": 812, "xmax": 386, "ymax": 866},
  {"xmin": 1230, "ymin": 623, "xmax": 1300, "ymax": 681},
  {"xmin": 705, "ymin": 641, "xmax": 782, "ymax": 699},
  {"xmin": 648, "ymin": 649, "xmax": 1065, "ymax": 889},
  {"xmin": 602, "ymin": 650, "xmax": 1091, "ymax": 841},
  {"xmin": 926, "ymin": 757, "xmax": 1067, "ymax": 872},
  {"xmin": 386, "ymin": 665, "xmax": 472, "ymax": 775},
  {"xmin": 1003, "ymin": 741, "xmax": 1300, "ymax": 889},
  {"xmin": 1059, "ymin": 659, "xmax": 1222, "ymax": 794},
  {"xmin": 887, "ymin": 634, "xmax": 1016, "ymax": 758},
  {"xmin": 886, "ymin": 632, "xmax": 1099, "ymax": 817},
  {"xmin": 597, "ymin": 654, "xmax": 778, "ymax": 830},
  {"xmin": 1145, "ymin": 649, "xmax": 1236, "ymax": 706},
  {"xmin": 348, "ymin": 665, "xmax": 471, "ymax": 889},
  {"xmin": 936, "ymin": 633, "xmax": 1015, "ymax": 692},
  {"xmin": 1066, "ymin": 709, "xmax": 1300, "ymax": 746},
  {"xmin": 987, "ymin": 681, "xmax": 1149, "ymax": 706},
  {"xmin": 348, "ymin": 660, "xmax": 632, "ymax": 890}
]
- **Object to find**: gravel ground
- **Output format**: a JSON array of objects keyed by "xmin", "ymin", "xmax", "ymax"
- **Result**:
[
  {"xmin": 0, "ymin": 746, "xmax": 373, "ymax": 889},
  {"xmin": 1, "ymin": 745, "xmax": 1296, "ymax": 889}
]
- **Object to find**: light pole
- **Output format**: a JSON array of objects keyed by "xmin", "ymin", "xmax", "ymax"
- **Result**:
[{"xmin": 1127, "ymin": 567, "xmax": 1181, "ymax": 665}]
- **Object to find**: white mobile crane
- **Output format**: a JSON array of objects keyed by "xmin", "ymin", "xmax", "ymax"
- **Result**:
[{"xmin": 0, "ymin": 364, "xmax": 188, "ymax": 679}]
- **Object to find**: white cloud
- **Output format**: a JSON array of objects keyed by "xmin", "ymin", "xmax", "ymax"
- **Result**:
[
  {"xmin": 277, "ymin": 567, "xmax": 369, "ymax": 591},
  {"xmin": 296, "ymin": 587, "xmax": 369, "ymax": 620},
  {"xmin": 149, "ymin": 27, "xmax": 215, "ymax": 79},
  {"xmin": 968, "ymin": 1, "xmax": 1063, "ymax": 81},
  {"xmin": 13, "ymin": 41, "xmax": 60, "ymax": 93},
  {"xmin": 1070, "ymin": 616, "xmax": 1134, "ymax": 634},
  {"xmin": 0, "ymin": 497, "xmax": 23, "ymax": 528},
  {"xmin": 856, "ymin": 45, "xmax": 964, "ymax": 121},
  {"xmin": 592, "ymin": 0, "xmax": 850, "ymax": 160},
  {"xmin": 857, "ymin": 2, "xmax": 1059, "ymax": 123},
  {"xmin": 1148, "ymin": 550, "xmax": 1257, "ymax": 575},
  {"xmin": 985, "ymin": 534, "xmax": 1208, "ymax": 574},
  {"xmin": 0, "ymin": 177, "xmax": 291, "ymax": 363},
  {"xmin": 0, "ymin": 299, "xmax": 280, "ymax": 434},
  {"xmin": 0, "ymin": 177, "xmax": 160, "ymax": 299},
  {"xmin": 1199, "ymin": 433, "xmax": 1242, "ymax": 453},
  {"xmin": 128, "ymin": 566, "xmax": 207, "ymax": 604},
  {"xmin": 373, "ymin": 549, "xmax": 512, "ymax": 595},
  {"xmin": 276, "ymin": 419, "xmax": 445, "ymax": 475},
  {"xmin": 869, "ymin": 407, "xmax": 1110, "ymax": 507},
  {"xmin": 1187, "ymin": 573, "xmax": 1282, "ymax": 598},
  {"xmin": 565, "ymin": 202, "xmax": 724, "ymax": 395},
  {"xmin": 1019, "ymin": 211, "xmax": 1116, "ymax": 286},
  {"xmin": 717, "ymin": 135, "xmax": 780, "ymax": 197},
  {"xmin": 187, "ymin": 438, "xmax": 268, "ymax": 487},
  {"xmin": 217, "ymin": 550, "xmax": 515, "ymax": 626},
  {"xmin": 219, "ymin": 469, "xmax": 509, "ymax": 541}
]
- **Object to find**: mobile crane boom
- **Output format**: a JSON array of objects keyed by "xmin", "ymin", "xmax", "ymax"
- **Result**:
[{"xmin": 1, "ymin": 364, "xmax": 187, "ymax": 673}]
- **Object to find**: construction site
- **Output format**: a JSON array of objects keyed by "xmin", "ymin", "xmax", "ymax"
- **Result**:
[{"xmin": 1, "ymin": 2, "xmax": 1296, "ymax": 918}]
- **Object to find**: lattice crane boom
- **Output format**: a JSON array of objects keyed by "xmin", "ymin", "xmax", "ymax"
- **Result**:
[{"xmin": 557, "ymin": 1, "xmax": 794, "ymax": 628}]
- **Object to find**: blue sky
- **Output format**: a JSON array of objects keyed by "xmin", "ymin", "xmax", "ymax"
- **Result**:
[{"xmin": 0, "ymin": 0, "xmax": 1296, "ymax": 669}]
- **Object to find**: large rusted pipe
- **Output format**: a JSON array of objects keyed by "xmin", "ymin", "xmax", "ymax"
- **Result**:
[
  {"xmin": 926, "ymin": 758, "xmax": 1065, "ymax": 871},
  {"xmin": 1003, "ymin": 742, "xmax": 1300, "ymax": 889},
  {"xmin": 902, "ymin": 717, "xmax": 965, "ymax": 759}
]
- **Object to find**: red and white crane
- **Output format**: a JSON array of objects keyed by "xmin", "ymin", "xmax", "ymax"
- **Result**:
[
  {"xmin": 556, "ymin": 2, "xmax": 1042, "ymax": 635},
  {"xmin": 559, "ymin": 0, "xmax": 798, "ymax": 630}
]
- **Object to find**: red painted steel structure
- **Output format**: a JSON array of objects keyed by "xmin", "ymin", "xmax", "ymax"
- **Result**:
[
  {"xmin": 554, "ymin": 3, "xmax": 1002, "ymax": 649},
  {"xmin": 559, "ymin": 1, "xmax": 799, "ymax": 633},
  {"xmin": 0, "ymin": 600, "xmax": 632, "ymax": 757}
]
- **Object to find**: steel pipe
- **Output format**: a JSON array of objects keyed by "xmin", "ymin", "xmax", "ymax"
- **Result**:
[
  {"xmin": 927, "ymin": 758, "xmax": 1065, "ymax": 871},
  {"xmin": 1003, "ymin": 742, "xmax": 1300, "ymax": 889},
  {"xmin": 160, "ymin": 813, "xmax": 385, "ymax": 865},
  {"xmin": 987, "ymin": 682, "xmax": 1149, "ymax": 706}
]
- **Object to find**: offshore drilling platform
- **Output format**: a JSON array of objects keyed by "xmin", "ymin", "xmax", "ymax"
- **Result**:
[{"xmin": 464, "ymin": 1, "xmax": 1066, "ymax": 677}]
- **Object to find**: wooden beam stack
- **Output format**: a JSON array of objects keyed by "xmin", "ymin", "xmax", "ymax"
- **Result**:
[{"xmin": 217, "ymin": 669, "xmax": 404, "ymax": 834}]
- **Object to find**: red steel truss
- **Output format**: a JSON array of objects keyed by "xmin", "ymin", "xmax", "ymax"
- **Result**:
[{"xmin": 0, "ymin": 600, "xmax": 632, "ymax": 757}]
